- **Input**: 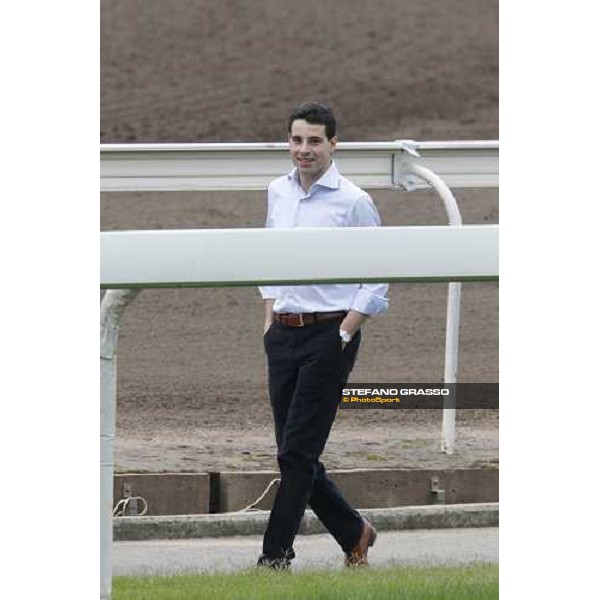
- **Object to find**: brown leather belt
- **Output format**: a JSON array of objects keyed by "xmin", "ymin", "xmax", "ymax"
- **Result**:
[{"xmin": 274, "ymin": 311, "xmax": 347, "ymax": 327}]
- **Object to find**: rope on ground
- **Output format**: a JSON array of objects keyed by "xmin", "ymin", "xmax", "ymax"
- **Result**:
[
  {"xmin": 112, "ymin": 496, "xmax": 148, "ymax": 517},
  {"xmin": 111, "ymin": 478, "xmax": 278, "ymax": 516},
  {"xmin": 236, "ymin": 478, "xmax": 280, "ymax": 512}
]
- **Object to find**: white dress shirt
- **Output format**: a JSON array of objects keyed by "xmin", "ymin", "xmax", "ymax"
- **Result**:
[{"xmin": 258, "ymin": 161, "xmax": 389, "ymax": 316}]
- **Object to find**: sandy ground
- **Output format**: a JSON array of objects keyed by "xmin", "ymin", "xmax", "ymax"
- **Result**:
[
  {"xmin": 101, "ymin": 0, "xmax": 498, "ymax": 143},
  {"xmin": 100, "ymin": 0, "xmax": 499, "ymax": 474}
]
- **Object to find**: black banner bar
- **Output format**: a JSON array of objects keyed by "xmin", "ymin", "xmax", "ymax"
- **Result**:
[{"xmin": 338, "ymin": 383, "xmax": 499, "ymax": 409}]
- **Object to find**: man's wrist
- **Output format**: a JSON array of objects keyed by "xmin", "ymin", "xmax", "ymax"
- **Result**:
[
  {"xmin": 339, "ymin": 329, "xmax": 352, "ymax": 343},
  {"xmin": 340, "ymin": 310, "xmax": 368, "ymax": 338}
]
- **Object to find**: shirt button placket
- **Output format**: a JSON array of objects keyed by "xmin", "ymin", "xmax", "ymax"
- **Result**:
[{"xmin": 294, "ymin": 189, "xmax": 307, "ymax": 226}]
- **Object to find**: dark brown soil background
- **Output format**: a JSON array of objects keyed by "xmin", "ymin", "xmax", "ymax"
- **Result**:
[{"xmin": 101, "ymin": 0, "xmax": 498, "ymax": 474}]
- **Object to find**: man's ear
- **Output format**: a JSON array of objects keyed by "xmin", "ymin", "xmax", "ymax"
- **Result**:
[{"xmin": 329, "ymin": 136, "xmax": 338, "ymax": 152}]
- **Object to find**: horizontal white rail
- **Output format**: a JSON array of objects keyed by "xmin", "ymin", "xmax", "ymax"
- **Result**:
[
  {"xmin": 100, "ymin": 141, "xmax": 499, "ymax": 192},
  {"xmin": 100, "ymin": 225, "xmax": 499, "ymax": 289}
]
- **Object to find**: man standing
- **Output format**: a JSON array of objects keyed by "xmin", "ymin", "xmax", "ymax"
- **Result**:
[{"xmin": 258, "ymin": 102, "xmax": 389, "ymax": 569}]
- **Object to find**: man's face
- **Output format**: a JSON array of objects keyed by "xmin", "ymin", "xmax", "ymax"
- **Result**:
[{"xmin": 288, "ymin": 119, "xmax": 337, "ymax": 184}]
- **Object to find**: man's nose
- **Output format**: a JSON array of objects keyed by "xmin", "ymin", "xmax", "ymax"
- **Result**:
[{"xmin": 298, "ymin": 141, "xmax": 310, "ymax": 153}]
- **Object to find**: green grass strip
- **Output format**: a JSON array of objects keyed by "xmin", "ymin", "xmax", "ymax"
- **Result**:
[{"xmin": 113, "ymin": 563, "xmax": 498, "ymax": 600}]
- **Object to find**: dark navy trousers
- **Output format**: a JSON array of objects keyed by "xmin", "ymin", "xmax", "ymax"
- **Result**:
[{"xmin": 262, "ymin": 317, "xmax": 364, "ymax": 560}]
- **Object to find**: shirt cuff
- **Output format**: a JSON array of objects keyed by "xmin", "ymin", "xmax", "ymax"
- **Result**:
[
  {"xmin": 258, "ymin": 286, "xmax": 278, "ymax": 300},
  {"xmin": 349, "ymin": 287, "xmax": 389, "ymax": 316}
]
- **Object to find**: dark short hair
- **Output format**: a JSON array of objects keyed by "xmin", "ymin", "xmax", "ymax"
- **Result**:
[{"xmin": 287, "ymin": 101, "xmax": 337, "ymax": 140}]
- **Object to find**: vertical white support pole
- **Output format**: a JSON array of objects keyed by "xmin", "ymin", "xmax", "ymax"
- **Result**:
[
  {"xmin": 100, "ymin": 289, "xmax": 140, "ymax": 600},
  {"xmin": 405, "ymin": 162, "xmax": 463, "ymax": 454},
  {"xmin": 442, "ymin": 281, "xmax": 461, "ymax": 453}
]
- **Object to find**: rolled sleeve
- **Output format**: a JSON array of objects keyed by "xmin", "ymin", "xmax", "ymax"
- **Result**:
[
  {"xmin": 350, "ymin": 284, "xmax": 389, "ymax": 316},
  {"xmin": 259, "ymin": 285, "xmax": 279, "ymax": 300},
  {"xmin": 347, "ymin": 193, "xmax": 389, "ymax": 316}
]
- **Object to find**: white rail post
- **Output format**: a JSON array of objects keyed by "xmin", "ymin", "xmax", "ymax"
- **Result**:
[
  {"xmin": 394, "ymin": 144, "xmax": 463, "ymax": 454},
  {"xmin": 100, "ymin": 289, "xmax": 140, "ymax": 600}
]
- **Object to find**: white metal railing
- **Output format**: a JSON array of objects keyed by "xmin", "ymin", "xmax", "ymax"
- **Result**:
[
  {"xmin": 101, "ymin": 226, "xmax": 498, "ymax": 288},
  {"xmin": 100, "ymin": 140, "xmax": 498, "ymax": 191}
]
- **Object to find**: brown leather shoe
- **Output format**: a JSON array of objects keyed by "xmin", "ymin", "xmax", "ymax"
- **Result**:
[{"xmin": 345, "ymin": 518, "xmax": 377, "ymax": 567}]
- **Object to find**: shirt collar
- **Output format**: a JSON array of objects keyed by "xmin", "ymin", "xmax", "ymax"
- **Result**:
[{"xmin": 287, "ymin": 160, "xmax": 341, "ymax": 190}]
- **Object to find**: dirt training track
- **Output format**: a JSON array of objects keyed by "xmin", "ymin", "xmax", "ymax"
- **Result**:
[{"xmin": 100, "ymin": 0, "xmax": 499, "ymax": 474}]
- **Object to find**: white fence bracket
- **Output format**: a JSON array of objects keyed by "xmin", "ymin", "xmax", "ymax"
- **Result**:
[{"xmin": 393, "ymin": 144, "xmax": 465, "ymax": 455}]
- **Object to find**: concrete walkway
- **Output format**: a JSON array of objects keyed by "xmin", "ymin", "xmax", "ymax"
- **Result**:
[
  {"xmin": 114, "ymin": 503, "xmax": 498, "ymax": 541},
  {"xmin": 113, "ymin": 527, "xmax": 498, "ymax": 576}
]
